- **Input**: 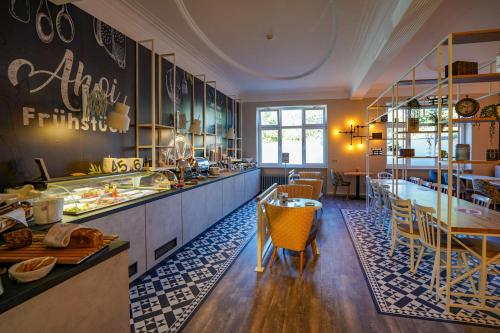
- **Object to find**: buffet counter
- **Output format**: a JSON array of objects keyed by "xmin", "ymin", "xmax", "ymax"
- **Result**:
[
  {"xmin": 32, "ymin": 168, "xmax": 261, "ymax": 281},
  {"xmin": 0, "ymin": 168, "xmax": 260, "ymax": 330}
]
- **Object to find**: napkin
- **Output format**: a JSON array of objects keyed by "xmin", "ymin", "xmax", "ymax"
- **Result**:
[{"xmin": 43, "ymin": 223, "xmax": 84, "ymax": 248}]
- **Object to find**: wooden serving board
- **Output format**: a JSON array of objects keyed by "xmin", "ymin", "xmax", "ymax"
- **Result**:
[{"xmin": 0, "ymin": 233, "xmax": 118, "ymax": 265}]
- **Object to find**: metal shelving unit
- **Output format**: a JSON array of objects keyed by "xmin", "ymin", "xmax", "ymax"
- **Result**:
[{"xmin": 366, "ymin": 28, "xmax": 500, "ymax": 314}]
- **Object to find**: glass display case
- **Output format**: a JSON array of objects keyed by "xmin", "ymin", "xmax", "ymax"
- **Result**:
[{"xmin": 44, "ymin": 172, "xmax": 171, "ymax": 215}]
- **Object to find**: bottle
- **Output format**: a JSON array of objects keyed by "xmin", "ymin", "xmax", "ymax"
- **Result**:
[{"xmin": 497, "ymin": 51, "xmax": 500, "ymax": 73}]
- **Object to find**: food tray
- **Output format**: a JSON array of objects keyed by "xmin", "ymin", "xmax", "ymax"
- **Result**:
[{"xmin": 0, "ymin": 234, "xmax": 118, "ymax": 264}]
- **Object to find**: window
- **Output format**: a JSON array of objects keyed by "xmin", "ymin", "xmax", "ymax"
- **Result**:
[
  {"xmin": 257, "ymin": 106, "xmax": 327, "ymax": 166},
  {"xmin": 385, "ymin": 107, "xmax": 463, "ymax": 168}
]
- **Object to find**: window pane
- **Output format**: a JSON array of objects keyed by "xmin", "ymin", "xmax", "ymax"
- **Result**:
[
  {"xmin": 282, "ymin": 128, "xmax": 302, "ymax": 164},
  {"xmin": 282, "ymin": 109, "xmax": 302, "ymax": 126},
  {"xmin": 305, "ymin": 109, "xmax": 324, "ymax": 124},
  {"xmin": 260, "ymin": 111, "xmax": 278, "ymax": 125},
  {"xmin": 261, "ymin": 130, "xmax": 278, "ymax": 163},
  {"xmin": 306, "ymin": 129, "xmax": 324, "ymax": 163}
]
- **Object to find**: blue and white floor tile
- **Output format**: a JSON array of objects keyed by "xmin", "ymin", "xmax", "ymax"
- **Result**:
[
  {"xmin": 130, "ymin": 201, "xmax": 257, "ymax": 333},
  {"xmin": 341, "ymin": 209, "xmax": 499, "ymax": 328}
]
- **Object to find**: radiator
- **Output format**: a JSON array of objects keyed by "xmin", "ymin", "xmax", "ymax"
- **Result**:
[{"xmin": 261, "ymin": 175, "xmax": 287, "ymax": 191}]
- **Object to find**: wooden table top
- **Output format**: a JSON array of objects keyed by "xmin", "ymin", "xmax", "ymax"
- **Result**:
[
  {"xmin": 459, "ymin": 174, "xmax": 500, "ymax": 182},
  {"xmin": 372, "ymin": 179, "xmax": 500, "ymax": 235},
  {"xmin": 344, "ymin": 171, "xmax": 370, "ymax": 176},
  {"xmin": 269, "ymin": 198, "xmax": 322, "ymax": 210}
]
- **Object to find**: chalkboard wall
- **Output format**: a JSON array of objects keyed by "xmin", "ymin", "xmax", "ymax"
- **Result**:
[
  {"xmin": 0, "ymin": 0, "xmax": 137, "ymax": 189},
  {"xmin": 0, "ymin": 0, "xmax": 230, "ymax": 191}
]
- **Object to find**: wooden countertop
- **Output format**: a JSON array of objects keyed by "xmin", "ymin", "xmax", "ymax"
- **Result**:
[{"xmin": 373, "ymin": 179, "xmax": 500, "ymax": 235}]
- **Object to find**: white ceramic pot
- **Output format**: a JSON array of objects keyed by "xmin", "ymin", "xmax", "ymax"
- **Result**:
[{"xmin": 33, "ymin": 197, "xmax": 64, "ymax": 225}]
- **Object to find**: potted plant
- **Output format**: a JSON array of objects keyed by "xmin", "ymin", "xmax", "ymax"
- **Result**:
[
  {"xmin": 479, "ymin": 103, "xmax": 500, "ymax": 160},
  {"xmin": 407, "ymin": 99, "xmax": 420, "ymax": 132}
]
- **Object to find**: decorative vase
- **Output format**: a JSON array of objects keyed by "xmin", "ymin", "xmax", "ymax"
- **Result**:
[
  {"xmin": 107, "ymin": 102, "xmax": 130, "ymax": 131},
  {"xmin": 486, "ymin": 148, "xmax": 499, "ymax": 161},
  {"xmin": 455, "ymin": 144, "xmax": 470, "ymax": 161}
]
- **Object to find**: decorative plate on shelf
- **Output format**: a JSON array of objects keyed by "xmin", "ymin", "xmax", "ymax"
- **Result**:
[{"xmin": 455, "ymin": 95, "xmax": 479, "ymax": 117}]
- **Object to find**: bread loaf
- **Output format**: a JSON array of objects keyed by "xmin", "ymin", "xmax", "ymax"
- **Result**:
[
  {"xmin": 67, "ymin": 228, "xmax": 104, "ymax": 248},
  {"xmin": 4, "ymin": 228, "xmax": 33, "ymax": 249}
]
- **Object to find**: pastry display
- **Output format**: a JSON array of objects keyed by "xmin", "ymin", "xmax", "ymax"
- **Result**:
[
  {"xmin": 8, "ymin": 257, "xmax": 57, "ymax": 283},
  {"xmin": 3, "ymin": 228, "xmax": 33, "ymax": 249},
  {"xmin": 68, "ymin": 228, "xmax": 104, "ymax": 248}
]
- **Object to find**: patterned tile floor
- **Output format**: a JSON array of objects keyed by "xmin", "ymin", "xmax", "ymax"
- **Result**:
[
  {"xmin": 341, "ymin": 209, "xmax": 499, "ymax": 328},
  {"xmin": 130, "ymin": 201, "xmax": 257, "ymax": 333}
]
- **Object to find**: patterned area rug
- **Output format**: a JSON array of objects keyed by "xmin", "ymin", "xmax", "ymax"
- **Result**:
[
  {"xmin": 341, "ymin": 209, "xmax": 500, "ymax": 328},
  {"xmin": 130, "ymin": 200, "xmax": 257, "ymax": 333}
]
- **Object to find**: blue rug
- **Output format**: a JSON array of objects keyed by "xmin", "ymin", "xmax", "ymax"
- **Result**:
[
  {"xmin": 130, "ymin": 200, "xmax": 257, "ymax": 333},
  {"xmin": 341, "ymin": 209, "xmax": 499, "ymax": 328}
]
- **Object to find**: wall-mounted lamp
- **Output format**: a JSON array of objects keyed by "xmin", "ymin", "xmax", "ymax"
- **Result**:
[{"xmin": 339, "ymin": 123, "xmax": 367, "ymax": 145}]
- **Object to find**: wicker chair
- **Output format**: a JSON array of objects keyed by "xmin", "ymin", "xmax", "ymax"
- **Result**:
[
  {"xmin": 277, "ymin": 184, "xmax": 313, "ymax": 199},
  {"xmin": 330, "ymin": 170, "xmax": 351, "ymax": 199},
  {"xmin": 264, "ymin": 203, "xmax": 318, "ymax": 275},
  {"xmin": 297, "ymin": 171, "xmax": 322, "ymax": 179},
  {"xmin": 294, "ymin": 179, "xmax": 323, "ymax": 201},
  {"xmin": 472, "ymin": 179, "xmax": 500, "ymax": 209}
]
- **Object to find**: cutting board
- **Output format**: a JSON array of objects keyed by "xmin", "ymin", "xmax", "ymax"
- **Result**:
[{"xmin": 0, "ymin": 233, "xmax": 118, "ymax": 265}]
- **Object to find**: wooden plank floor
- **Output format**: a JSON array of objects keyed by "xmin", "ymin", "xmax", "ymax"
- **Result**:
[{"xmin": 182, "ymin": 196, "xmax": 498, "ymax": 333}]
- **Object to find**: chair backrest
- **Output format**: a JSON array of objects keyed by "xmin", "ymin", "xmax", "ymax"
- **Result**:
[
  {"xmin": 390, "ymin": 198, "xmax": 415, "ymax": 234},
  {"xmin": 330, "ymin": 169, "xmax": 340, "ymax": 185},
  {"xmin": 408, "ymin": 177, "xmax": 420, "ymax": 184},
  {"xmin": 471, "ymin": 193, "xmax": 492, "ymax": 208},
  {"xmin": 294, "ymin": 179, "xmax": 323, "ymax": 200},
  {"xmin": 419, "ymin": 179, "xmax": 432, "ymax": 188},
  {"xmin": 366, "ymin": 176, "xmax": 373, "ymax": 198},
  {"xmin": 264, "ymin": 202, "xmax": 315, "ymax": 251},
  {"xmin": 298, "ymin": 171, "xmax": 322, "ymax": 179},
  {"xmin": 378, "ymin": 172, "xmax": 392, "ymax": 179},
  {"xmin": 414, "ymin": 204, "xmax": 439, "ymax": 250},
  {"xmin": 380, "ymin": 187, "xmax": 393, "ymax": 210},
  {"xmin": 277, "ymin": 184, "xmax": 313, "ymax": 199},
  {"xmin": 371, "ymin": 182, "xmax": 383, "ymax": 206}
]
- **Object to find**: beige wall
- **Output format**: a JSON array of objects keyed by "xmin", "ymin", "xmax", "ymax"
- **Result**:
[{"xmin": 242, "ymin": 94, "xmax": 499, "ymax": 195}]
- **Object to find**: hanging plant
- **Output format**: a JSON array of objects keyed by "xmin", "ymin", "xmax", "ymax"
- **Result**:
[{"xmin": 478, "ymin": 103, "xmax": 500, "ymax": 145}]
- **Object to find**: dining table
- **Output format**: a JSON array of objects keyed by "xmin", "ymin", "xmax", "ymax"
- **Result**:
[
  {"xmin": 371, "ymin": 178, "xmax": 500, "ymax": 313},
  {"xmin": 344, "ymin": 171, "xmax": 370, "ymax": 200},
  {"xmin": 267, "ymin": 198, "xmax": 322, "ymax": 210},
  {"xmin": 459, "ymin": 173, "xmax": 500, "ymax": 188}
]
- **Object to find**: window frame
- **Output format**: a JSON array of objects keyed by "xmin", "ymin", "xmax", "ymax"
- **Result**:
[
  {"xmin": 384, "ymin": 107, "xmax": 466, "ymax": 170},
  {"xmin": 257, "ymin": 105, "xmax": 327, "ymax": 167}
]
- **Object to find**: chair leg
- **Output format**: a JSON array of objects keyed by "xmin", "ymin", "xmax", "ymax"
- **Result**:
[
  {"xmin": 346, "ymin": 185, "xmax": 350, "ymax": 200},
  {"xmin": 389, "ymin": 229, "xmax": 397, "ymax": 257},
  {"xmin": 299, "ymin": 251, "xmax": 305, "ymax": 275},
  {"xmin": 460, "ymin": 252, "xmax": 478, "ymax": 295},
  {"xmin": 414, "ymin": 245, "xmax": 425, "ymax": 273},
  {"xmin": 333, "ymin": 185, "xmax": 338, "ymax": 197},
  {"xmin": 270, "ymin": 247, "xmax": 278, "ymax": 269},
  {"xmin": 311, "ymin": 239, "xmax": 320, "ymax": 255},
  {"xmin": 410, "ymin": 238, "xmax": 415, "ymax": 273},
  {"xmin": 429, "ymin": 252, "xmax": 438, "ymax": 293}
]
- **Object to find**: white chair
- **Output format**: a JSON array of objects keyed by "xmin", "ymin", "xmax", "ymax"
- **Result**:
[
  {"xmin": 378, "ymin": 172, "xmax": 392, "ymax": 179},
  {"xmin": 471, "ymin": 193, "xmax": 492, "ymax": 208},
  {"xmin": 370, "ymin": 182, "xmax": 384, "ymax": 228},
  {"xmin": 408, "ymin": 177, "xmax": 420, "ymax": 184}
]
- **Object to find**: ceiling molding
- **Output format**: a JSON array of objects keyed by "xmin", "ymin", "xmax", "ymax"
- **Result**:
[
  {"xmin": 349, "ymin": 0, "xmax": 443, "ymax": 99},
  {"xmin": 240, "ymin": 87, "xmax": 351, "ymax": 103},
  {"xmin": 75, "ymin": 0, "xmax": 241, "ymax": 96}
]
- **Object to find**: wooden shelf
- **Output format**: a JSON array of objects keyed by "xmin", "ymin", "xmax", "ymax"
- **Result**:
[
  {"xmin": 445, "ymin": 29, "xmax": 500, "ymax": 45},
  {"xmin": 398, "ymin": 73, "xmax": 500, "ymax": 87},
  {"xmin": 193, "ymin": 147, "xmax": 205, "ymax": 150},
  {"xmin": 449, "ymin": 117, "xmax": 497, "ymax": 123},
  {"xmin": 398, "ymin": 156, "xmax": 438, "ymax": 159},
  {"xmin": 451, "ymin": 160, "xmax": 500, "ymax": 165},
  {"xmin": 135, "ymin": 124, "xmax": 175, "ymax": 129},
  {"xmin": 138, "ymin": 145, "xmax": 173, "ymax": 149}
]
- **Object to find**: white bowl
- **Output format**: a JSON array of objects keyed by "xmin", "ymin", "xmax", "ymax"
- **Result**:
[{"xmin": 9, "ymin": 257, "xmax": 57, "ymax": 283}]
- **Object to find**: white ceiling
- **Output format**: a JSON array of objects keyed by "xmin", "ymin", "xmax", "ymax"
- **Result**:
[{"xmin": 76, "ymin": 0, "xmax": 500, "ymax": 101}]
